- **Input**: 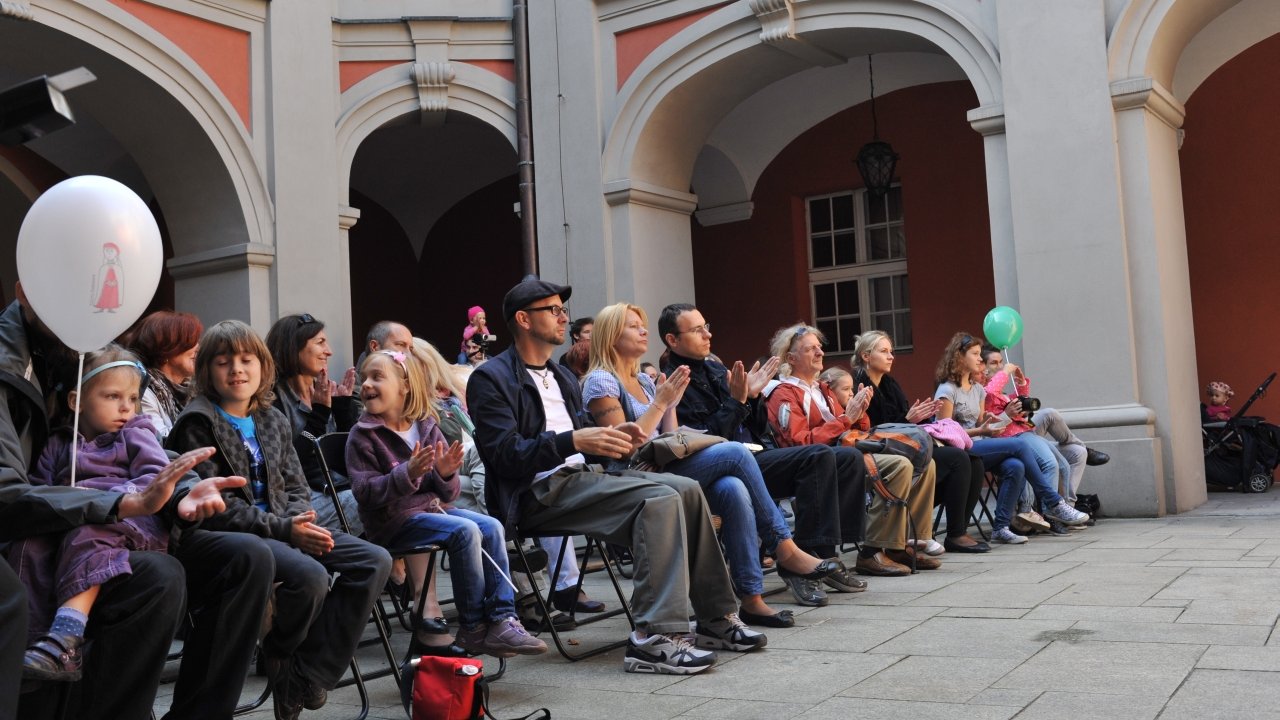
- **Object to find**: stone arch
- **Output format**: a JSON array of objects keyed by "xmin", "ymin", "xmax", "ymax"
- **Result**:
[
  {"xmin": 603, "ymin": 0, "xmax": 1003, "ymax": 190},
  {"xmin": 335, "ymin": 61, "xmax": 517, "ymax": 204},
  {"xmin": 27, "ymin": 0, "xmax": 272, "ymax": 253}
]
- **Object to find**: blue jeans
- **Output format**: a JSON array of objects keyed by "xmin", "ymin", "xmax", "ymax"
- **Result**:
[
  {"xmin": 1019, "ymin": 435, "xmax": 1072, "ymax": 511},
  {"xmin": 387, "ymin": 508, "xmax": 514, "ymax": 630},
  {"xmin": 665, "ymin": 442, "xmax": 790, "ymax": 597},
  {"xmin": 972, "ymin": 434, "xmax": 1063, "ymax": 529}
]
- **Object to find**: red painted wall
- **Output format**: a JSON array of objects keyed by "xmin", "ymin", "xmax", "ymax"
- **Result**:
[
  {"xmin": 1183, "ymin": 33, "xmax": 1280, "ymax": 421},
  {"xmin": 691, "ymin": 81, "xmax": 993, "ymax": 398},
  {"xmin": 347, "ymin": 176, "xmax": 523, "ymax": 366}
]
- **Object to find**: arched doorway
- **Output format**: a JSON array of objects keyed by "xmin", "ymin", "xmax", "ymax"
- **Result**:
[
  {"xmin": 0, "ymin": 5, "xmax": 268, "ymax": 326},
  {"xmin": 344, "ymin": 112, "xmax": 522, "ymax": 361}
]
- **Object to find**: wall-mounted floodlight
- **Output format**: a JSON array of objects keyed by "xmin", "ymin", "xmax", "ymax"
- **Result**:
[{"xmin": 0, "ymin": 67, "xmax": 96, "ymax": 146}]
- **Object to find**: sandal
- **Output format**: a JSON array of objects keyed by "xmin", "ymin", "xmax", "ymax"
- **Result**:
[{"xmin": 22, "ymin": 631, "xmax": 85, "ymax": 682}]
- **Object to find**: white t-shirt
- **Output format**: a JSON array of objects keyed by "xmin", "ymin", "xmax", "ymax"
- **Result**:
[
  {"xmin": 393, "ymin": 424, "xmax": 421, "ymax": 451},
  {"xmin": 529, "ymin": 368, "xmax": 585, "ymax": 479}
]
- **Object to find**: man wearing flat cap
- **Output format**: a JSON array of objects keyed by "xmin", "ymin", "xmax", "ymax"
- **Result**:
[{"xmin": 467, "ymin": 276, "xmax": 764, "ymax": 675}]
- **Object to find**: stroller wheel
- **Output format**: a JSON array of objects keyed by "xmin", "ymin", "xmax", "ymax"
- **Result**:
[{"xmin": 1246, "ymin": 472, "xmax": 1273, "ymax": 494}]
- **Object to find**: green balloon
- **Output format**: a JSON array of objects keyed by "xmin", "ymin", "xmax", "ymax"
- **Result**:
[{"xmin": 983, "ymin": 306, "xmax": 1024, "ymax": 349}]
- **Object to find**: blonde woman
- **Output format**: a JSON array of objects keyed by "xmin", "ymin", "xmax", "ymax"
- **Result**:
[{"xmin": 583, "ymin": 303, "xmax": 837, "ymax": 626}]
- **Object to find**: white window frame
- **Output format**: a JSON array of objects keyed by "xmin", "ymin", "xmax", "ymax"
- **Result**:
[{"xmin": 805, "ymin": 186, "xmax": 911, "ymax": 354}]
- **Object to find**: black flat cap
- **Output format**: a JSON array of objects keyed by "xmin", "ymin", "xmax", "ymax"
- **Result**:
[{"xmin": 502, "ymin": 275, "xmax": 573, "ymax": 320}]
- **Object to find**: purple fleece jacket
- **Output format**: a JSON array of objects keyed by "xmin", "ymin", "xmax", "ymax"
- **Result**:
[{"xmin": 345, "ymin": 413, "xmax": 459, "ymax": 546}]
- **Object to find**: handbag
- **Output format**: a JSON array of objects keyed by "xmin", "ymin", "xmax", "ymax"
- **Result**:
[
  {"xmin": 410, "ymin": 656, "xmax": 549, "ymax": 720},
  {"xmin": 630, "ymin": 427, "xmax": 726, "ymax": 472},
  {"xmin": 602, "ymin": 371, "xmax": 724, "ymax": 472}
]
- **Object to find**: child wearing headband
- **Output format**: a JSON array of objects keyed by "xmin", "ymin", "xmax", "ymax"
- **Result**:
[
  {"xmin": 346, "ymin": 346, "xmax": 546, "ymax": 658},
  {"xmin": 20, "ymin": 345, "xmax": 175, "ymax": 681}
]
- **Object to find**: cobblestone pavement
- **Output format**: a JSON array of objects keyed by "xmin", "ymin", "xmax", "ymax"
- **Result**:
[{"xmin": 155, "ymin": 488, "xmax": 1280, "ymax": 720}]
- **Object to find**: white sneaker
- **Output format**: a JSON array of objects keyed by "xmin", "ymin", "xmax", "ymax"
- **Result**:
[
  {"xmin": 1046, "ymin": 500, "xmax": 1090, "ymax": 526},
  {"xmin": 1015, "ymin": 510, "xmax": 1051, "ymax": 532},
  {"xmin": 624, "ymin": 633, "xmax": 717, "ymax": 674},
  {"xmin": 696, "ymin": 613, "xmax": 767, "ymax": 652},
  {"xmin": 992, "ymin": 526, "xmax": 1028, "ymax": 544},
  {"xmin": 910, "ymin": 538, "xmax": 946, "ymax": 556}
]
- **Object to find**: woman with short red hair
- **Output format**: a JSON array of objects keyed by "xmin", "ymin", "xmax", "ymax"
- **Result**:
[{"xmin": 127, "ymin": 310, "xmax": 203, "ymax": 440}]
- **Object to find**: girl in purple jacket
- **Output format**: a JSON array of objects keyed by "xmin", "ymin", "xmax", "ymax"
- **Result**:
[
  {"xmin": 346, "ymin": 346, "xmax": 546, "ymax": 659},
  {"xmin": 21, "ymin": 346, "xmax": 178, "ymax": 681}
]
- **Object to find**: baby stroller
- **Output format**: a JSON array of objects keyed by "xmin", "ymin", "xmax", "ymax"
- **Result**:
[{"xmin": 1204, "ymin": 372, "xmax": 1280, "ymax": 493}]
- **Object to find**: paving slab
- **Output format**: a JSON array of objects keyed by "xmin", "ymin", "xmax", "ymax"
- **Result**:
[
  {"xmin": 839, "ymin": 655, "xmax": 1019, "ymax": 703},
  {"xmin": 1198, "ymin": 646, "xmax": 1280, "ymax": 671},
  {"xmin": 765, "ymin": 617, "xmax": 922, "ymax": 652},
  {"xmin": 677, "ymin": 698, "xmax": 813, "ymax": 719},
  {"xmin": 653, "ymin": 648, "xmax": 897, "ymax": 702},
  {"xmin": 805, "ymin": 695, "xmax": 1017, "ymax": 720},
  {"xmin": 1070, "ymin": 619, "xmax": 1268, "ymax": 646},
  {"xmin": 907, "ymin": 581, "xmax": 1072, "ymax": 609},
  {"xmin": 993, "ymin": 640, "xmax": 1203, "ymax": 697},
  {"xmin": 1011, "ymin": 690, "xmax": 1166, "ymax": 720},
  {"xmin": 493, "ymin": 686, "xmax": 715, "ymax": 720},
  {"xmin": 1160, "ymin": 668, "xmax": 1280, "ymax": 720},
  {"xmin": 868, "ymin": 616, "xmax": 1072, "ymax": 659},
  {"xmin": 1178, "ymin": 599, "xmax": 1280, "ymax": 626},
  {"xmin": 1022, "ymin": 604, "xmax": 1184, "ymax": 623}
]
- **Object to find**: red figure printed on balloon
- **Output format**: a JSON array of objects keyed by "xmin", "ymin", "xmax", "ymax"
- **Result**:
[{"xmin": 91, "ymin": 242, "xmax": 123, "ymax": 313}]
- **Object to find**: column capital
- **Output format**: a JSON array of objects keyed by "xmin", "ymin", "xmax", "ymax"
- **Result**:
[
  {"xmin": 167, "ymin": 243, "xmax": 275, "ymax": 280},
  {"xmin": 967, "ymin": 104, "xmax": 1005, "ymax": 136},
  {"xmin": 1111, "ymin": 76, "xmax": 1185, "ymax": 130},
  {"xmin": 603, "ymin": 179, "xmax": 697, "ymax": 214},
  {"xmin": 338, "ymin": 205, "xmax": 361, "ymax": 231}
]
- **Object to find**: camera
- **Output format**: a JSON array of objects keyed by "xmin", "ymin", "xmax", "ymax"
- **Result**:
[
  {"xmin": 472, "ymin": 333, "xmax": 497, "ymax": 357},
  {"xmin": 1016, "ymin": 396, "xmax": 1042, "ymax": 414}
]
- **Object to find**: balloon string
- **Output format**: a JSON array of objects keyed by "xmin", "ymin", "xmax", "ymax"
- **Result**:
[{"xmin": 70, "ymin": 352, "xmax": 85, "ymax": 488}]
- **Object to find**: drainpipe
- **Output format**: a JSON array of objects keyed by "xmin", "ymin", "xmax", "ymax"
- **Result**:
[{"xmin": 512, "ymin": 0, "xmax": 538, "ymax": 276}]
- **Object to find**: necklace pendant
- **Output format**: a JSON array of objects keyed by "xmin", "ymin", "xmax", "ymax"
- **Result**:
[{"xmin": 542, "ymin": 375, "xmax": 550, "ymax": 389}]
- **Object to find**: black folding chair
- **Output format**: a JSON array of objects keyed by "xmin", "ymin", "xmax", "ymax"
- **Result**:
[{"xmin": 510, "ymin": 530, "xmax": 635, "ymax": 661}]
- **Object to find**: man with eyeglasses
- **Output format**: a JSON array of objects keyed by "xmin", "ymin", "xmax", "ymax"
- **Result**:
[
  {"xmin": 467, "ymin": 277, "xmax": 761, "ymax": 675},
  {"xmin": 658, "ymin": 304, "xmax": 870, "ymax": 610}
]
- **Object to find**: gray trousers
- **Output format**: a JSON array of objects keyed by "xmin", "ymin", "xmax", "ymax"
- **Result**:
[
  {"xmin": 1032, "ymin": 407, "xmax": 1088, "ymax": 501},
  {"xmin": 518, "ymin": 467, "xmax": 737, "ymax": 635}
]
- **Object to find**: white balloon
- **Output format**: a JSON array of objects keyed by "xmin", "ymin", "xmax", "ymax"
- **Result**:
[{"xmin": 16, "ymin": 176, "xmax": 163, "ymax": 352}]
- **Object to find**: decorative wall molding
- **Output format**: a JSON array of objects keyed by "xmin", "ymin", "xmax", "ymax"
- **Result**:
[
  {"xmin": 413, "ymin": 61, "xmax": 455, "ymax": 115},
  {"xmin": 167, "ymin": 242, "xmax": 275, "ymax": 279},
  {"xmin": 0, "ymin": 1, "xmax": 33, "ymax": 20},
  {"xmin": 603, "ymin": 178, "xmax": 698, "ymax": 214},
  {"xmin": 338, "ymin": 205, "xmax": 362, "ymax": 232},
  {"xmin": 694, "ymin": 201, "xmax": 754, "ymax": 226},
  {"xmin": 749, "ymin": 0, "xmax": 794, "ymax": 44},
  {"xmin": 1111, "ymin": 76, "xmax": 1186, "ymax": 130},
  {"xmin": 967, "ymin": 103, "xmax": 1006, "ymax": 136},
  {"xmin": 748, "ymin": 0, "xmax": 842, "ymax": 67}
]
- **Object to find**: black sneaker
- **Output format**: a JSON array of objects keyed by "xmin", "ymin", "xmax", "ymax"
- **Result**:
[
  {"xmin": 695, "ymin": 613, "xmax": 767, "ymax": 652},
  {"xmin": 623, "ymin": 633, "xmax": 716, "ymax": 674},
  {"xmin": 821, "ymin": 561, "xmax": 868, "ymax": 593},
  {"xmin": 1046, "ymin": 519, "xmax": 1071, "ymax": 536},
  {"xmin": 779, "ymin": 572, "xmax": 828, "ymax": 606}
]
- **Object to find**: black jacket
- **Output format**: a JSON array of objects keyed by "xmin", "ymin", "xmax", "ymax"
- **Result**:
[
  {"xmin": 662, "ymin": 352, "xmax": 771, "ymax": 447},
  {"xmin": 854, "ymin": 368, "xmax": 913, "ymax": 426},
  {"xmin": 466, "ymin": 346, "xmax": 599, "ymax": 531}
]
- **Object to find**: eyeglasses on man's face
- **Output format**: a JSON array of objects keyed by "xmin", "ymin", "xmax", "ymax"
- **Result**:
[
  {"xmin": 675, "ymin": 322, "xmax": 711, "ymax": 336},
  {"xmin": 523, "ymin": 304, "xmax": 570, "ymax": 318}
]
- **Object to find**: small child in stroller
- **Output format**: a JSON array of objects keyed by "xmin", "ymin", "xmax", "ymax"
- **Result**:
[
  {"xmin": 1202, "ymin": 381, "xmax": 1234, "ymax": 423},
  {"xmin": 1203, "ymin": 374, "xmax": 1279, "ymax": 493}
]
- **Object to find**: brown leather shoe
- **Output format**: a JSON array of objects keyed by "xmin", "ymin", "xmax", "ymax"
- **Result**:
[
  {"xmin": 886, "ymin": 548, "xmax": 941, "ymax": 571},
  {"xmin": 853, "ymin": 551, "xmax": 911, "ymax": 576}
]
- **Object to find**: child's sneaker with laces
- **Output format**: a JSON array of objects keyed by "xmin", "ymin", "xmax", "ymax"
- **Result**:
[
  {"xmin": 1045, "ymin": 500, "xmax": 1090, "ymax": 526},
  {"xmin": 992, "ymin": 526, "xmax": 1028, "ymax": 544},
  {"xmin": 624, "ymin": 632, "xmax": 717, "ymax": 674},
  {"xmin": 483, "ymin": 617, "xmax": 547, "ymax": 656},
  {"xmin": 695, "ymin": 613, "xmax": 768, "ymax": 652}
]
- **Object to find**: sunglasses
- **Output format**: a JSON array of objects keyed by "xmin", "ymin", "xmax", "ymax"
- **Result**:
[{"xmin": 297, "ymin": 313, "xmax": 317, "ymax": 325}]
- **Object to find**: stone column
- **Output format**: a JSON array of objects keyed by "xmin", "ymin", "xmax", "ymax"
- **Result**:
[
  {"xmin": 996, "ymin": 0, "xmax": 1168, "ymax": 515},
  {"xmin": 528, "ymin": 4, "xmax": 610, "ymax": 315},
  {"xmin": 264, "ymin": 0, "xmax": 354, "ymax": 364},
  {"xmin": 1111, "ymin": 77, "xmax": 1205, "ymax": 513},
  {"xmin": 603, "ymin": 180, "xmax": 698, "ymax": 359},
  {"xmin": 968, "ymin": 103, "xmax": 1022, "ymax": 366},
  {"xmin": 168, "ymin": 244, "xmax": 275, "ymax": 331}
]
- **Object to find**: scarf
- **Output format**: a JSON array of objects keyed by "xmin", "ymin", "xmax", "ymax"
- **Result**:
[{"xmin": 147, "ymin": 367, "xmax": 190, "ymax": 425}]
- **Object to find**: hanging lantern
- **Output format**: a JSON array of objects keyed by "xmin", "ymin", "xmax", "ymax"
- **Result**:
[{"xmin": 855, "ymin": 54, "xmax": 899, "ymax": 198}]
